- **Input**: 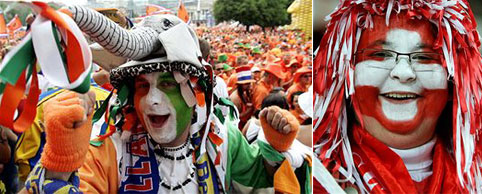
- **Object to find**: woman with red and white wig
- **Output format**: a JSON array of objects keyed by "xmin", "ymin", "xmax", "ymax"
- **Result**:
[{"xmin": 314, "ymin": 0, "xmax": 482, "ymax": 193}]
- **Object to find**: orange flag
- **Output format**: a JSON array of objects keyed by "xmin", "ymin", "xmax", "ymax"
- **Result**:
[
  {"xmin": 146, "ymin": 4, "xmax": 172, "ymax": 16},
  {"xmin": 7, "ymin": 15, "xmax": 21, "ymax": 38},
  {"xmin": 177, "ymin": 0, "xmax": 189, "ymax": 23},
  {"xmin": 0, "ymin": 12, "xmax": 8, "ymax": 40}
]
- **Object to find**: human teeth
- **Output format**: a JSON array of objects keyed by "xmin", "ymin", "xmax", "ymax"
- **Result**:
[{"xmin": 384, "ymin": 93, "xmax": 416, "ymax": 99}]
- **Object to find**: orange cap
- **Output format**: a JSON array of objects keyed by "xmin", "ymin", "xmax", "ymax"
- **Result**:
[
  {"xmin": 293, "ymin": 66, "xmax": 312, "ymax": 82},
  {"xmin": 264, "ymin": 63, "xmax": 285, "ymax": 80}
]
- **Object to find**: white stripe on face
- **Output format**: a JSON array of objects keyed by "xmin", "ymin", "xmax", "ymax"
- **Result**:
[
  {"xmin": 355, "ymin": 29, "xmax": 447, "ymax": 89},
  {"xmin": 355, "ymin": 29, "xmax": 447, "ymax": 122},
  {"xmin": 381, "ymin": 99, "xmax": 417, "ymax": 121},
  {"xmin": 137, "ymin": 72, "xmax": 177, "ymax": 144}
]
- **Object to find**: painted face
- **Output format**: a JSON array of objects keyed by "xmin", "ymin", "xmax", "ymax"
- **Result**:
[
  {"xmin": 300, "ymin": 73, "xmax": 312, "ymax": 85},
  {"xmin": 134, "ymin": 72, "xmax": 193, "ymax": 144},
  {"xmin": 267, "ymin": 72, "xmax": 281, "ymax": 87},
  {"xmin": 252, "ymin": 71, "xmax": 261, "ymax": 81},
  {"xmin": 293, "ymin": 94, "xmax": 301, "ymax": 111},
  {"xmin": 353, "ymin": 15, "xmax": 448, "ymax": 148},
  {"xmin": 214, "ymin": 63, "xmax": 224, "ymax": 76}
]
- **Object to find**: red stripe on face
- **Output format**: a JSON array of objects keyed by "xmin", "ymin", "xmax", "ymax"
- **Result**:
[
  {"xmin": 356, "ymin": 13, "xmax": 438, "ymax": 55},
  {"xmin": 354, "ymin": 86, "xmax": 448, "ymax": 134},
  {"xmin": 134, "ymin": 78, "xmax": 150, "ymax": 129}
]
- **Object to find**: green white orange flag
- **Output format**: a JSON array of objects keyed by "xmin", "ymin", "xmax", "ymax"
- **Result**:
[{"xmin": 0, "ymin": 1, "xmax": 92, "ymax": 132}]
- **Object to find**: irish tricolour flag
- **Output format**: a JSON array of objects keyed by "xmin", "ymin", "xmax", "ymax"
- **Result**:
[{"xmin": 0, "ymin": 2, "xmax": 92, "ymax": 132}]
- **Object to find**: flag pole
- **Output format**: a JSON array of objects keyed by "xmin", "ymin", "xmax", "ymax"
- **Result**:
[{"xmin": 197, "ymin": 0, "xmax": 201, "ymax": 24}]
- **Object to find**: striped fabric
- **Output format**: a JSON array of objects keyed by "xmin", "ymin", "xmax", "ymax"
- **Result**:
[
  {"xmin": 0, "ymin": 2, "xmax": 92, "ymax": 132},
  {"xmin": 236, "ymin": 65, "xmax": 253, "ymax": 82},
  {"xmin": 67, "ymin": 5, "xmax": 159, "ymax": 60}
]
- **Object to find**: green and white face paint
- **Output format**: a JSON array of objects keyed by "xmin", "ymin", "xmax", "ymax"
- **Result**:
[{"xmin": 134, "ymin": 72, "xmax": 193, "ymax": 144}]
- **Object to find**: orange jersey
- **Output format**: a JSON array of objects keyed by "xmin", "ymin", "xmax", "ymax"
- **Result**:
[
  {"xmin": 229, "ymin": 90, "xmax": 254, "ymax": 125},
  {"xmin": 286, "ymin": 82, "xmax": 308, "ymax": 104},
  {"xmin": 252, "ymin": 80, "xmax": 272, "ymax": 110}
]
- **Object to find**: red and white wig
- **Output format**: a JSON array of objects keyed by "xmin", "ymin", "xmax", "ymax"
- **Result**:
[{"xmin": 314, "ymin": 0, "xmax": 482, "ymax": 192}]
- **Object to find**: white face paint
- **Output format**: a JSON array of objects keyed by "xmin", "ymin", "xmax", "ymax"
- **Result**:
[
  {"xmin": 355, "ymin": 29, "xmax": 447, "ymax": 122},
  {"xmin": 135, "ymin": 72, "xmax": 177, "ymax": 144}
]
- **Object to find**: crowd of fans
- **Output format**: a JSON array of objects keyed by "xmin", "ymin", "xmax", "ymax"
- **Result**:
[
  {"xmin": 0, "ymin": 12, "xmax": 312, "ymax": 193},
  {"xmin": 197, "ymin": 23, "xmax": 312, "ymax": 131}
]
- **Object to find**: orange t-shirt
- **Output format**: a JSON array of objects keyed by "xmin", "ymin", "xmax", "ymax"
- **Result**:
[
  {"xmin": 286, "ymin": 82, "xmax": 308, "ymax": 104},
  {"xmin": 229, "ymin": 90, "xmax": 254, "ymax": 128},
  {"xmin": 252, "ymin": 80, "xmax": 272, "ymax": 110},
  {"xmin": 227, "ymin": 73, "xmax": 238, "ymax": 90},
  {"xmin": 226, "ymin": 73, "xmax": 238, "ymax": 95}
]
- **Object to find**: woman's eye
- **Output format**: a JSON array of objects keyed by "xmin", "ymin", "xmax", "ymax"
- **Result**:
[
  {"xmin": 159, "ymin": 81, "xmax": 177, "ymax": 89},
  {"xmin": 412, "ymin": 54, "xmax": 434, "ymax": 61},
  {"xmin": 370, "ymin": 51, "xmax": 394, "ymax": 58}
]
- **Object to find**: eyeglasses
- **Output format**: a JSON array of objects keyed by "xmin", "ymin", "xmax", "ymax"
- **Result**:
[
  {"xmin": 354, "ymin": 48, "xmax": 442, "ymax": 71},
  {"xmin": 301, "ymin": 74, "xmax": 311, "ymax": 78}
]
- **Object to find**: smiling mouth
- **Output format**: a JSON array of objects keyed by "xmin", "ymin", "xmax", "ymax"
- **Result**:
[
  {"xmin": 380, "ymin": 92, "xmax": 421, "ymax": 103},
  {"xmin": 148, "ymin": 114, "xmax": 170, "ymax": 128}
]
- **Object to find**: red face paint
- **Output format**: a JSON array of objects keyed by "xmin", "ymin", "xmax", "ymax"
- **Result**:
[
  {"xmin": 354, "ymin": 86, "xmax": 448, "ymax": 133},
  {"xmin": 353, "ymin": 13, "xmax": 448, "ymax": 135},
  {"xmin": 134, "ymin": 78, "xmax": 150, "ymax": 130},
  {"xmin": 357, "ymin": 13, "xmax": 438, "ymax": 52}
]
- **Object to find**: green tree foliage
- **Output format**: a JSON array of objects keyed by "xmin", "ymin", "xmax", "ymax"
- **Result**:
[
  {"xmin": 213, "ymin": 0, "xmax": 294, "ymax": 29},
  {"xmin": 0, "ymin": 2, "xmax": 31, "ymax": 24},
  {"xmin": 0, "ymin": 2, "xmax": 61, "ymax": 25}
]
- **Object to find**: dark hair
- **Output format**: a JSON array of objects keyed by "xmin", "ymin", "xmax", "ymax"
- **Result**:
[
  {"xmin": 262, "ymin": 93, "xmax": 289, "ymax": 110},
  {"xmin": 199, "ymin": 39, "xmax": 210, "ymax": 61},
  {"xmin": 270, "ymin": 87, "xmax": 284, "ymax": 94},
  {"xmin": 301, "ymin": 118, "xmax": 312, "ymax": 125},
  {"xmin": 237, "ymin": 84, "xmax": 251, "ymax": 104},
  {"xmin": 255, "ymin": 93, "xmax": 289, "ymax": 119},
  {"xmin": 290, "ymin": 91, "xmax": 304, "ymax": 109}
]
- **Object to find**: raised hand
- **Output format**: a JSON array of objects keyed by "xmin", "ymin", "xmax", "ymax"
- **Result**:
[
  {"xmin": 259, "ymin": 106, "xmax": 299, "ymax": 152},
  {"xmin": 41, "ymin": 90, "xmax": 95, "ymax": 173}
]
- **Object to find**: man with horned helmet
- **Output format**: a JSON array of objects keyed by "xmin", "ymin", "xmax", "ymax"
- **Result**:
[
  {"xmin": 5, "ymin": 3, "xmax": 311, "ymax": 194},
  {"xmin": 314, "ymin": 0, "xmax": 482, "ymax": 193}
]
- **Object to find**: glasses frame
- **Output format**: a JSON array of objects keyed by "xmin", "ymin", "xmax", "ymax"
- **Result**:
[{"xmin": 354, "ymin": 48, "xmax": 442, "ymax": 65}]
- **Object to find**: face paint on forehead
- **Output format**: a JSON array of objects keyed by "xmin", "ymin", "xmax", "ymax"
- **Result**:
[{"xmin": 357, "ymin": 14, "xmax": 437, "ymax": 52}]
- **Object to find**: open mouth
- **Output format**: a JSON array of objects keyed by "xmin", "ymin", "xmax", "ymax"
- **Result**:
[
  {"xmin": 148, "ymin": 114, "xmax": 170, "ymax": 128},
  {"xmin": 380, "ymin": 92, "xmax": 420, "ymax": 103}
]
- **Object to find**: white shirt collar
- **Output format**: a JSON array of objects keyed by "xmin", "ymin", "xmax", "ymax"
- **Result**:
[{"xmin": 390, "ymin": 137, "xmax": 436, "ymax": 182}]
